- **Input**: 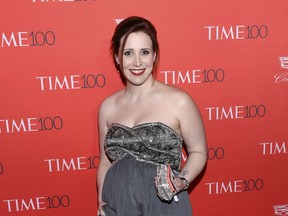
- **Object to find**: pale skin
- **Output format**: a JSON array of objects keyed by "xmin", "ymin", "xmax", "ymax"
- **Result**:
[{"xmin": 97, "ymin": 32, "xmax": 207, "ymax": 215}]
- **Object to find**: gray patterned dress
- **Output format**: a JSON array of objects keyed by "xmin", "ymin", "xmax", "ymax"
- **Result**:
[{"xmin": 102, "ymin": 122, "xmax": 192, "ymax": 216}]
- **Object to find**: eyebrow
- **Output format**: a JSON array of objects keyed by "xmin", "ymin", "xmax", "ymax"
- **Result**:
[{"xmin": 123, "ymin": 48, "xmax": 152, "ymax": 51}]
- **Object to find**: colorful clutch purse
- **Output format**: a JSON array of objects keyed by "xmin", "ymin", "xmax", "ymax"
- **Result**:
[{"xmin": 155, "ymin": 164, "xmax": 178, "ymax": 201}]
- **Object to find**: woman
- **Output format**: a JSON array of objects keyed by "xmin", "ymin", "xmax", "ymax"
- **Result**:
[{"xmin": 97, "ymin": 16, "xmax": 207, "ymax": 216}]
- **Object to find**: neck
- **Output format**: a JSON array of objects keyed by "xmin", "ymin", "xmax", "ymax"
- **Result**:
[{"xmin": 124, "ymin": 77, "xmax": 156, "ymax": 100}]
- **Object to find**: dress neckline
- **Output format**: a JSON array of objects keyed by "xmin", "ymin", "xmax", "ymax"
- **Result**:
[{"xmin": 109, "ymin": 122, "xmax": 183, "ymax": 141}]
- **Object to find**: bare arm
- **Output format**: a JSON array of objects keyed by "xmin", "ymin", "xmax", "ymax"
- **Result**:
[
  {"xmin": 96, "ymin": 101, "xmax": 112, "ymax": 212},
  {"xmin": 174, "ymin": 92, "xmax": 207, "ymax": 190}
]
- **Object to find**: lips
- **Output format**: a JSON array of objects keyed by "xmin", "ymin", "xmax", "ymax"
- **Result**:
[{"xmin": 129, "ymin": 69, "xmax": 146, "ymax": 76}]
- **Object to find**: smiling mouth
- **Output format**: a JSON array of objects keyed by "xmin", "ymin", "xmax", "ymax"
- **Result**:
[{"xmin": 129, "ymin": 69, "xmax": 146, "ymax": 76}]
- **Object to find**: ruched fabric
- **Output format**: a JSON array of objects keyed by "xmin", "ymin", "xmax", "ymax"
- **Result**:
[{"xmin": 102, "ymin": 122, "xmax": 192, "ymax": 216}]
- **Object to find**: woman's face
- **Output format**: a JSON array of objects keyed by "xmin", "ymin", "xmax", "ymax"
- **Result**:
[{"xmin": 116, "ymin": 31, "xmax": 156, "ymax": 86}]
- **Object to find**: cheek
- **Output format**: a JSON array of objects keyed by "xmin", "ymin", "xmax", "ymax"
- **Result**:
[
  {"xmin": 122, "ymin": 58, "xmax": 132, "ymax": 68},
  {"xmin": 146, "ymin": 57, "xmax": 155, "ymax": 67}
]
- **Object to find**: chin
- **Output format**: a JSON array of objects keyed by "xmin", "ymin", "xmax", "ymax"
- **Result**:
[
  {"xmin": 126, "ymin": 74, "xmax": 152, "ymax": 85},
  {"xmin": 127, "ymin": 80, "xmax": 146, "ymax": 86}
]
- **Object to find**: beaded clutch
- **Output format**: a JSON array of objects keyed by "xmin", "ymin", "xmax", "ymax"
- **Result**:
[{"xmin": 155, "ymin": 164, "xmax": 178, "ymax": 201}]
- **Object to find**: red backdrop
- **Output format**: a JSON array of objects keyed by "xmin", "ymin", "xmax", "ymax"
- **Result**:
[{"xmin": 0, "ymin": 0, "xmax": 287, "ymax": 215}]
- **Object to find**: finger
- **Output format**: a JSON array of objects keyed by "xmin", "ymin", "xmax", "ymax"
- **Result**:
[
  {"xmin": 98, "ymin": 211, "xmax": 105, "ymax": 216},
  {"xmin": 98, "ymin": 206, "xmax": 106, "ymax": 216}
]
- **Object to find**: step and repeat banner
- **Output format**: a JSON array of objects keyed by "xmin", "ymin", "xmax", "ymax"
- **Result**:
[{"xmin": 0, "ymin": 0, "xmax": 287, "ymax": 215}]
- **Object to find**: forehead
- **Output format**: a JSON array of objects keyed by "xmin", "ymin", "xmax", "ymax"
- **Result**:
[{"xmin": 123, "ymin": 31, "xmax": 153, "ymax": 49}]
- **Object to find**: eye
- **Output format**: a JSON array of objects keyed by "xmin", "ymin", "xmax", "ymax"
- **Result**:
[
  {"xmin": 141, "ymin": 50, "xmax": 150, "ymax": 55},
  {"xmin": 123, "ymin": 50, "xmax": 133, "ymax": 56}
]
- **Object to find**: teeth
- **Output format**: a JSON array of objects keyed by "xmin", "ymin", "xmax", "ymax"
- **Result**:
[{"xmin": 131, "ymin": 69, "xmax": 145, "ymax": 74}]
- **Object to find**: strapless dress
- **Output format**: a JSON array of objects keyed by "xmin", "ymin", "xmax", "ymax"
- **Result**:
[{"xmin": 101, "ymin": 122, "xmax": 192, "ymax": 216}]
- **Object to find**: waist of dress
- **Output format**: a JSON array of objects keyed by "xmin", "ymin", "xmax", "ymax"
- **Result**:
[{"xmin": 107, "ymin": 147, "xmax": 181, "ymax": 171}]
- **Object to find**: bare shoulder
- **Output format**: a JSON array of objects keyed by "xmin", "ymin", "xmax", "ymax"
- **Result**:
[
  {"xmin": 156, "ymin": 81, "xmax": 197, "ymax": 108},
  {"xmin": 98, "ymin": 89, "xmax": 124, "ymax": 119}
]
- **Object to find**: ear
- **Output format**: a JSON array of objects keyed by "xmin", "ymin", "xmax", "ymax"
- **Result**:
[
  {"xmin": 114, "ymin": 55, "xmax": 120, "ymax": 65},
  {"xmin": 153, "ymin": 52, "xmax": 157, "ymax": 62}
]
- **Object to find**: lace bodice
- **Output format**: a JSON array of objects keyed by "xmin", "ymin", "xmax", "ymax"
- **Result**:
[{"xmin": 104, "ymin": 122, "xmax": 183, "ymax": 171}]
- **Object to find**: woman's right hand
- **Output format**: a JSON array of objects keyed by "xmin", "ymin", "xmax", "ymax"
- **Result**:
[{"xmin": 97, "ymin": 200, "xmax": 106, "ymax": 216}]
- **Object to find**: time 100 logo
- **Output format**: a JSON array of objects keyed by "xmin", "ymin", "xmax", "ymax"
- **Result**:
[
  {"xmin": 0, "ymin": 116, "xmax": 63, "ymax": 134},
  {"xmin": 3, "ymin": 195, "xmax": 70, "ymax": 213},
  {"xmin": 1, "ymin": 31, "xmax": 55, "ymax": 47}
]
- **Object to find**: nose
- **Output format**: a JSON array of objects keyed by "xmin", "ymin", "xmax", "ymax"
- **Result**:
[{"xmin": 133, "ymin": 54, "xmax": 142, "ymax": 67}]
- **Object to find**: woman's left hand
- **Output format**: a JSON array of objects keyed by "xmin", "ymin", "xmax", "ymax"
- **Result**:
[{"xmin": 172, "ymin": 177, "xmax": 188, "ymax": 192}]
